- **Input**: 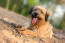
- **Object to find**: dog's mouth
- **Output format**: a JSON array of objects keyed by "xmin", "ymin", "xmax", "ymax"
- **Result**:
[
  {"xmin": 31, "ymin": 12, "xmax": 38, "ymax": 24},
  {"xmin": 32, "ymin": 18, "xmax": 38, "ymax": 24},
  {"xmin": 31, "ymin": 12, "xmax": 41, "ymax": 24}
]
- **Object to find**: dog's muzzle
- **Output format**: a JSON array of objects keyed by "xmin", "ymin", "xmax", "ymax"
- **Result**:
[{"xmin": 32, "ymin": 12, "xmax": 38, "ymax": 18}]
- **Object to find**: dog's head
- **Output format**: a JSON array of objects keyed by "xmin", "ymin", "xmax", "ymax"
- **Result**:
[{"xmin": 29, "ymin": 6, "xmax": 50, "ymax": 24}]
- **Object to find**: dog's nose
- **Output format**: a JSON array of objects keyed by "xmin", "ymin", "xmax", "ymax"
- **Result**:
[{"xmin": 32, "ymin": 13, "xmax": 38, "ymax": 18}]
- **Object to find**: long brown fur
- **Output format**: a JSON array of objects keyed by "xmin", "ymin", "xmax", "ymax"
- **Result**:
[{"xmin": 17, "ymin": 6, "xmax": 53, "ymax": 40}]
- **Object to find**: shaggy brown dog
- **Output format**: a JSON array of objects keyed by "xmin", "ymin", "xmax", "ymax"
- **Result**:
[{"xmin": 17, "ymin": 6, "xmax": 53, "ymax": 40}]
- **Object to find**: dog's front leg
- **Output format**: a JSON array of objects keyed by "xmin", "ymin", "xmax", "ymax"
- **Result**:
[{"xmin": 17, "ymin": 27, "xmax": 37, "ymax": 37}]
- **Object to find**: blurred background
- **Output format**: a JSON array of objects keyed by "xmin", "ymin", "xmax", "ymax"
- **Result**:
[{"xmin": 0, "ymin": 0, "xmax": 65, "ymax": 31}]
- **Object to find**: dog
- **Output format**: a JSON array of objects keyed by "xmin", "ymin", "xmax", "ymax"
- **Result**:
[{"xmin": 17, "ymin": 6, "xmax": 53, "ymax": 40}]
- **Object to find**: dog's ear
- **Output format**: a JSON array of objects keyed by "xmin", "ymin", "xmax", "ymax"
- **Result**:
[
  {"xmin": 45, "ymin": 10, "xmax": 50, "ymax": 21},
  {"xmin": 29, "ymin": 7, "xmax": 33, "ymax": 14},
  {"xmin": 29, "ymin": 6, "xmax": 36, "ymax": 14},
  {"xmin": 29, "ymin": 6, "xmax": 34, "ymax": 14}
]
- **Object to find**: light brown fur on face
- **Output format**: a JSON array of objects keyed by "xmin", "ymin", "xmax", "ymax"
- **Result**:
[{"xmin": 17, "ymin": 6, "xmax": 53, "ymax": 40}]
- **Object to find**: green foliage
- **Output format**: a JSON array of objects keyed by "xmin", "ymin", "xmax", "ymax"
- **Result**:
[
  {"xmin": 27, "ymin": 0, "xmax": 38, "ymax": 6},
  {"xmin": 8, "ymin": 0, "xmax": 15, "ymax": 10},
  {"xmin": 58, "ymin": 14, "xmax": 65, "ymax": 30},
  {"xmin": 13, "ymin": 0, "xmax": 24, "ymax": 13},
  {"xmin": 40, "ymin": 0, "xmax": 56, "ymax": 4},
  {"xmin": 22, "ymin": 0, "xmax": 39, "ymax": 16},
  {"xmin": 0, "ymin": 0, "xmax": 6, "ymax": 8},
  {"xmin": 0, "ymin": 0, "xmax": 39, "ymax": 16}
]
